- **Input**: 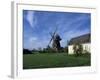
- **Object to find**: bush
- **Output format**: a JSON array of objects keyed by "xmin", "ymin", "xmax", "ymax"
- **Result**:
[
  {"xmin": 73, "ymin": 43, "xmax": 83, "ymax": 56},
  {"xmin": 83, "ymin": 50, "xmax": 90, "ymax": 54},
  {"xmin": 23, "ymin": 49, "xmax": 32, "ymax": 54}
]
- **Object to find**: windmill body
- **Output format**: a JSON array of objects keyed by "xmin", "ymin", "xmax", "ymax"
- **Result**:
[
  {"xmin": 52, "ymin": 34, "xmax": 62, "ymax": 51},
  {"xmin": 47, "ymin": 26, "xmax": 62, "ymax": 52}
]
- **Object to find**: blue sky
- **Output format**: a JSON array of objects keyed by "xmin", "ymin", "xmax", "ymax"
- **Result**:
[{"xmin": 23, "ymin": 10, "xmax": 91, "ymax": 50}]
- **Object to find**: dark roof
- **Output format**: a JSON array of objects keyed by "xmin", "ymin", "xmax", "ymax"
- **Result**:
[{"xmin": 68, "ymin": 33, "xmax": 91, "ymax": 45}]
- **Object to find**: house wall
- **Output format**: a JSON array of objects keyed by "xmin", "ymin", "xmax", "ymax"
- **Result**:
[
  {"xmin": 82, "ymin": 43, "xmax": 91, "ymax": 53},
  {"xmin": 68, "ymin": 45, "xmax": 74, "ymax": 54},
  {"xmin": 68, "ymin": 43, "xmax": 91, "ymax": 54}
]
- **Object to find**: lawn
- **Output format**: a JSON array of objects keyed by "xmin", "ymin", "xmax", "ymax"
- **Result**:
[{"xmin": 23, "ymin": 53, "xmax": 91, "ymax": 69}]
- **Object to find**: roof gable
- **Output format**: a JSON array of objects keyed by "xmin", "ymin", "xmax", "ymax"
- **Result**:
[{"xmin": 68, "ymin": 33, "xmax": 91, "ymax": 45}]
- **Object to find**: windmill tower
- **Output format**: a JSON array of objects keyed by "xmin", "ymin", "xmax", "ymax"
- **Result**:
[{"xmin": 47, "ymin": 26, "xmax": 62, "ymax": 51}]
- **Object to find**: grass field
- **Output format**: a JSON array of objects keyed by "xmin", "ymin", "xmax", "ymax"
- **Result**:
[{"xmin": 23, "ymin": 53, "xmax": 91, "ymax": 69}]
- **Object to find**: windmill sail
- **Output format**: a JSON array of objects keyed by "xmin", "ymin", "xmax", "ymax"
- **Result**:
[{"xmin": 47, "ymin": 26, "xmax": 58, "ymax": 47}]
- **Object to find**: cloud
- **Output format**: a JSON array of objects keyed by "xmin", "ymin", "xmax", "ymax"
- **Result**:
[
  {"xmin": 29, "ymin": 37, "xmax": 37, "ymax": 42},
  {"xmin": 58, "ymin": 14, "xmax": 89, "ymax": 34},
  {"xmin": 60, "ymin": 28, "xmax": 90, "ymax": 47},
  {"xmin": 23, "ymin": 11, "xmax": 90, "ymax": 50},
  {"xmin": 26, "ymin": 11, "xmax": 37, "ymax": 28},
  {"xmin": 27, "ymin": 36, "xmax": 49, "ymax": 50}
]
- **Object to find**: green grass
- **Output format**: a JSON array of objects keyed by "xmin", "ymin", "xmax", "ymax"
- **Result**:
[{"xmin": 23, "ymin": 53, "xmax": 91, "ymax": 69}]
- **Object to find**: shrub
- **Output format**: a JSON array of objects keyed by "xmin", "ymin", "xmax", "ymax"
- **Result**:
[
  {"xmin": 73, "ymin": 43, "xmax": 83, "ymax": 56},
  {"xmin": 83, "ymin": 50, "xmax": 90, "ymax": 54},
  {"xmin": 23, "ymin": 49, "xmax": 32, "ymax": 54}
]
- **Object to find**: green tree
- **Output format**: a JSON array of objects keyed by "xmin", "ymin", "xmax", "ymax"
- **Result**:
[{"xmin": 73, "ymin": 43, "xmax": 83, "ymax": 56}]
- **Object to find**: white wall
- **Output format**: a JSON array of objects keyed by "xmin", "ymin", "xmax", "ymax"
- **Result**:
[
  {"xmin": 0, "ymin": 0, "xmax": 100, "ymax": 80},
  {"xmin": 68, "ymin": 45, "xmax": 74, "ymax": 54},
  {"xmin": 68, "ymin": 43, "xmax": 91, "ymax": 54},
  {"xmin": 82, "ymin": 43, "xmax": 91, "ymax": 53}
]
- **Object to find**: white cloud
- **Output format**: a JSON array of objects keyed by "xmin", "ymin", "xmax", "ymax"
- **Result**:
[
  {"xmin": 63, "ymin": 28, "xmax": 90, "ymax": 40},
  {"xmin": 57, "ymin": 14, "xmax": 89, "ymax": 33},
  {"xmin": 26, "ymin": 11, "xmax": 37, "ymax": 28},
  {"xmin": 28, "ymin": 36, "xmax": 49, "ymax": 50},
  {"xmin": 29, "ymin": 37, "xmax": 37, "ymax": 42},
  {"xmin": 60, "ymin": 29, "xmax": 90, "ymax": 47}
]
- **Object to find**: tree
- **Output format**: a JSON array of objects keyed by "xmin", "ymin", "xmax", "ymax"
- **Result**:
[
  {"xmin": 23, "ymin": 49, "xmax": 32, "ymax": 54},
  {"xmin": 63, "ymin": 46, "xmax": 68, "ymax": 53},
  {"xmin": 73, "ymin": 43, "xmax": 83, "ymax": 56}
]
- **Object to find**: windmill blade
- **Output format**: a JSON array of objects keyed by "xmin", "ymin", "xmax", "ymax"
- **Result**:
[
  {"xmin": 47, "ymin": 36, "xmax": 53, "ymax": 47},
  {"xmin": 53, "ymin": 26, "xmax": 58, "ymax": 36},
  {"xmin": 47, "ymin": 32, "xmax": 54, "ymax": 47},
  {"xmin": 47, "ymin": 26, "xmax": 58, "ymax": 47}
]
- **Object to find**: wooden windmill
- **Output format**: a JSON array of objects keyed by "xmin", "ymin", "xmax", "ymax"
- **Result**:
[{"xmin": 47, "ymin": 26, "xmax": 62, "ymax": 51}]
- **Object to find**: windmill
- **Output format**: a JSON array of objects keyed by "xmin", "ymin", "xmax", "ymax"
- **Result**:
[{"xmin": 47, "ymin": 26, "xmax": 62, "ymax": 51}]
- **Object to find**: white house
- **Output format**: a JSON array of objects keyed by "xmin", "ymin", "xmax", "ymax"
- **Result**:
[{"xmin": 68, "ymin": 33, "xmax": 91, "ymax": 54}]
